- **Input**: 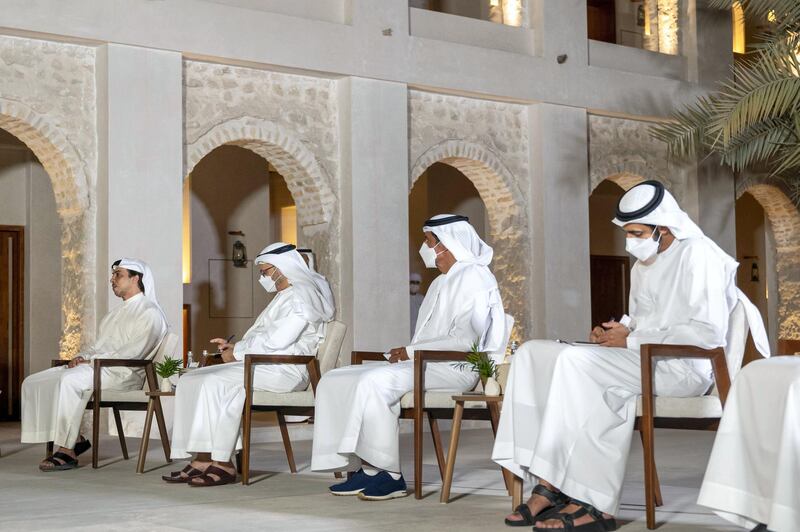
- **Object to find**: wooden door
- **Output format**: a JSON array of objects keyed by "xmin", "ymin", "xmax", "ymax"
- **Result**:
[
  {"xmin": 587, "ymin": 0, "xmax": 616, "ymax": 43},
  {"xmin": 0, "ymin": 226, "xmax": 24, "ymax": 421},
  {"xmin": 590, "ymin": 255, "xmax": 630, "ymax": 328}
]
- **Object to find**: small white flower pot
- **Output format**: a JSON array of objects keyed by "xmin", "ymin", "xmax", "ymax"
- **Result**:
[
  {"xmin": 484, "ymin": 376, "xmax": 501, "ymax": 396},
  {"xmin": 160, "ymin": 378, "xmax": 173, "ymax": 393}
]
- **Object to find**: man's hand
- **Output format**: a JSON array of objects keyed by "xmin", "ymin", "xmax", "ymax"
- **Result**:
[
  {"xmin": 221, "ymin": 347, "xmax": 237, "ymax": 363},
  {"xmin": 589, "ymin": 326, "xmax": 605, "ymax": 343},
  {"xmin": 597, "ymin": 321, "xmax": 630, "ymax": 348},
  {"xmin": 67, "ymin": 356, "xmax": 87, "ymax": 369},
  {"xmin": 387, "ymin": 347, "xmax": 409, "ymax": 364},
  {"xmin": 210, "ymin": 338, "xmax": 234, "ymax": 352}
]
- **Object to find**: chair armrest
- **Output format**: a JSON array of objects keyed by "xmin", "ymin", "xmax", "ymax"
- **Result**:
[
  {"xmin": 413, "ymin": 351, "xmax": 468, "ymax": 413},
  {"xmin": 51, "ymin": 359, "xmax": 69, "ymax": 367},
  {"xmin": 415, "ymin": 350, "xmax": 468, "ymax": 363},
  {"xmin": 640, "ymin": 343, "xmax": 731, "ymax": 409},
  {"xmin": 351, "ymin": 351, "xmax": 386, "ymax": 365},
  {"xmin": 243, "ymin": 354, "xmax": 322, "ymax": 395}
]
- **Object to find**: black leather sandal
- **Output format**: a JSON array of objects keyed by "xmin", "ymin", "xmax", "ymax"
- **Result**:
[
  {"xmin": 39, "ymin": 451, "xmax": 79, "ymax": 472},
  {"xmin": 74, "ymin": 437, "xmax": 91, "ymax": 457},
  {"xmin": 532, "ymin": 499, "xmax": 617, "ymax": 531},
  {"xmin": 504, "ymin": 484, "xmax": 570, "ymax": 527},
  {"xmin": 187, "ymin": 465, "xmax": 237, "ymax": 487},
  {"xmin": 162, "ymin": 464, "xmax": 205, "ymax": 483}
]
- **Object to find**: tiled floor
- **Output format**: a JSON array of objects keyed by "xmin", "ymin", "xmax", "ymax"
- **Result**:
[{"xmin": 0, "ymin": 421, "xmax": 738, "ymax": 531}]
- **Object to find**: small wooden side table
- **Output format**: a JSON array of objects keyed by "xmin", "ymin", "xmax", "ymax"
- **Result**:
[
  {"xmin": 440, "ymin": 394, "xmax": 510, "ymax": 504},
  {"xmin": 136, "ymin": 390, "xmax": 174, "ymax": 474}
]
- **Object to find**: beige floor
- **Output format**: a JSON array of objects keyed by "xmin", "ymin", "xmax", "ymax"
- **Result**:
[{"xmin": 0, "ymin": 421, "xmax": 739, "ymax": 532}]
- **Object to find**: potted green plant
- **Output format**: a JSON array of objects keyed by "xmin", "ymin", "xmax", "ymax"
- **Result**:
[
  {"xmin": 456, "ymin": 341, "xmax": 501, "ymax": 396},
  {"xmin": 154, "ymin": 357, "xmax": 181, "ymax": 392}
]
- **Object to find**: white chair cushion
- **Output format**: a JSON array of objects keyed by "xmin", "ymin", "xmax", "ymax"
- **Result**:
[
  {"xmin": 252, "ymin": 390, "xmax": 314, "ymax": 407},
  {"xmin": 399, "ymin": 392, "xmax": 489, "ymax": 409},
  {"xmin": 92, "ymin": 389, "xmax": 149, "ymax": 402},
  {"xmin": 635, "ymin": 395, "xmax": 722, "ymax": 418}
]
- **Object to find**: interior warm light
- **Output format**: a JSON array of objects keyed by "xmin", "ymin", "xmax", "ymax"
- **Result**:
[
  {"xmin": 657, "ymin": 0, "xmax": 679, "ymax": 55},
  {"xmin": 733, "ymin": 2, "xmax": 746, "ymax": 54},
  {"xmin": 280, "ymin": 205, "xmax": 298, "ymax": 245},
  {"xmin": 767, "ymin": 10, "xmax": 776, "ymax": 23},
  {"xmin": 644, "ymin": 0, "xmax": 652, "ymax": 36},
  {"xmin": 182, "ymin": 176, "xmax": 192, "ymax": 284},
  {"xmin": 502, "ymin": 0, "xmax": 522, "ymax": 27}
]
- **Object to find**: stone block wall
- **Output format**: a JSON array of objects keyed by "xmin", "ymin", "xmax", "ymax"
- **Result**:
[{"xmin": 0, "ymin": 35, "xmax": 97, "ymax": 356}]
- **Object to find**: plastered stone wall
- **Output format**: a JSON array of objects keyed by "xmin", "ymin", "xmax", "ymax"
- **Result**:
[
  {"xmin": 408, "ymin": 89, "xmax": 531, "ymax": 341},
  {"xmin": 183, "ymin": 60, "xmax": 341, "ymax": 308},
  {"xmin": 589, "ymin": 115, "xmax": 690, "ymax": 204},
  {"xmin": 736, "ymin": 179, "xmax": 800, "ymax": 340},
  {"xmin": 0, "ymin": 35, "xmax": 97, "ymax": 357}
]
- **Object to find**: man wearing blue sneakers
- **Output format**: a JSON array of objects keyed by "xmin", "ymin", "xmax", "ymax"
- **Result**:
[{"xmin": 311, "ymin": 214, "xmax": 506, "ymax": 500}]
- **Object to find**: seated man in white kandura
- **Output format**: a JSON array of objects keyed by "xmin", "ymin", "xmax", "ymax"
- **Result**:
[
  {"xmin": 21, "ymin": 258, "xmax": 168, "ymax": 471},
  {"xmin": 312, "ymin": 214, "xmax": 506, "ymax": 501},
  {"xmin": 698, "ymin": 356, "xmax": 799, "ymax": 532},
  {"xmin": 493, "ymin": 181, "xmax": 769, "ymax": 531},
  {"xmin": 166, "ymin": 242, "xmax": 334, "ymax": 487}
]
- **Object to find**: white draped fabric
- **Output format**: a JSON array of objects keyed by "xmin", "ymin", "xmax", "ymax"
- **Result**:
[
  {"xmin": 21, "ymin": 292, "xmax": 167, "ymax": 448},
  {"xmin": 170, "ymin": 285, "xmax": 327, "ymax": 462},
  {"xmin": 492, "ymin": 235, "xmax": 741, "ymax": 515},
  {"xmin": 312, "ymin": 218, "xmax": 505, "ymax": 473},
  {"xmin": 698, "ymin": 357, "xmax": 800, "ymax": 532}
]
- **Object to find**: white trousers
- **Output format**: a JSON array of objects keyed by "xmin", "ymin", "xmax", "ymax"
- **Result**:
[
  {"xmin": 21, "ymin": 365, "xmax": 94, "ymax": 449},
  {"xmin": 698, "ymin": 357, "xmax": 800, "ymax": 532},
  {"xmin": 492, "ymin": 340, "xmax": 711, "ymax": 515},
  {"xmin": 170, "ymin": 361, "xmax": 308, "ymax": 462},
  {"xmin": 311, "ymin": 360, "xmax": 477, "ymax": 473}
]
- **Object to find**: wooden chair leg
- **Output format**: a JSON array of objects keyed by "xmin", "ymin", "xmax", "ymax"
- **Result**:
[
  {"xmin": 152, "ymin": 397, "xmax": 171, "ymax": 464},
  {"xmin": 641, "ymin": 425, "xmax": 658, "ymax": 529},
  {"xmin": 112, "ymin": 407, "xmax": 129, "ymax": 460},
  {"xmin": 428, "ymin": 415, "xmax": 446, "ymax": 482},
  {"xmin": 511, "ymin": 473, "xmax": 523, "ymax": 510},
  {"xmin": 276, "ymin": 412, "xmax": 297, "ymax": 473},
  {"xmin": 136, "ymin": 399, "xmax": 156, "ymax": 474},
  {"xmin": 235, "ymin": 450, "xmax": 243, "ymax": 474},
  {"xmin": 92, "ymin": 400, "xmax": 100, "ymax": 469},
  {"xmin": 440, "ymin": 402, "xmax": 464, "ymax": 503},
  {"xmin": 241, "ymin": 404, "xmax": 252, "ymax": 485},
  {"xmin": 414, "ymin": 407, "xmax": 423, "ymax": 499},
  {"xmin": 639, "ymin": 430, "xmax": 663, "ymax": 507}
]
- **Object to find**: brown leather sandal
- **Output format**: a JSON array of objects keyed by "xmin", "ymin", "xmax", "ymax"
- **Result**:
[
  {"xmin": 187, "ymin": 465, "xmax": 237, "ymax": 487},
  {"xmin": 162, "ymin": 464, "xmax": 205, "ymax": 483}
]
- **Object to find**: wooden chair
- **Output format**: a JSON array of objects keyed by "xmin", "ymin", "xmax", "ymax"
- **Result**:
[
  {"xmin": 48, "ymin": 333, "xmax": 179, "ymax": 469},
  {"xmin": 240, "ymin": 320, "xmax": 347, "ymax": 485},
  {"xmin": 351, "ymin": 314, "xmax": 515, "ymax": 499},
  {"xmin": 636, "ymin": 301, "xmax": 753, "ymax": 529},
  {"xmin": 507, "ymin": 303, "xmax": 757, "ymax": 523}
]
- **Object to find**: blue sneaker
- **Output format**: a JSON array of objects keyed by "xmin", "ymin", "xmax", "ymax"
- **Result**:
[
  {"xmin": 329, "ymin": 469, "xmax": 375, "ymax": 496},
  {"xmin": 357, "ymin": 471, "xmax": 408, "ymax": 501}
]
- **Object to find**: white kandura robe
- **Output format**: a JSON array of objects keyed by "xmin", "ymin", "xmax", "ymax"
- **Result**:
[
  {"xmin": 410, "ymin": 292, "xmax": 425, "ymax": 340},
  {"xmin": 171, "ymin": 287, "xmax": 326, "ymax": 462},
  {"xmin": 698, "ymin": 357, "xmax": 800, "ymax": 532},
  {"xmin": 312, "ymin": 261, "xmax": 505, "ymax": 473},
  {"xmin": 493, "ymin": 237, "xmax": 737, "ymax": 515},
  {"xmin": 21, "ymin": 293, "xmax": 167, "ymax": 448}
]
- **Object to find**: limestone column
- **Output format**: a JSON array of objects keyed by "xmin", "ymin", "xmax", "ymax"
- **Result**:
[
  {"xmin": 527, "ymin": 102, "xmax": 592, "ymax": 340},
  {"xmin": 96, "ymin": 44, "xmax": 183, "ymax": 333},
  {"xmin": 338, "ymin": 77, "xmax": 409, "ymax": 354}
]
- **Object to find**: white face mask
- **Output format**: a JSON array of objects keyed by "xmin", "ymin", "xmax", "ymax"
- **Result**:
[
  {"xmin": 258, "ymin": 268, "xmax": 282, "ymax": 293},
  {"xmin": 626, "ymin": 229, "xmax": 662, "ymax": 262},
  {"xmin": 410, "ymin": 282, "xmax": 420, "ymax": 295},
  {"xmin": 419, "ymin": 242, "xmax": 445, "ymax": 269}
]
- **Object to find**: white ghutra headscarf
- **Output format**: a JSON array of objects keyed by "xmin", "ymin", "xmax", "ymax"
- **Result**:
[
  {"xmin": 115, "ymin": 257, "xmax": 169, "ymax": 325},
  {"xmin": 254, "ymin": 242, "xmax": 335, "ymax": 323}
]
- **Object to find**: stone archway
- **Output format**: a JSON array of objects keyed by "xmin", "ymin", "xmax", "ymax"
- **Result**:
[
  {"xmin": 410, "ymin": 139, "xmax": 529, "ymax": 340},
  {"xmin": 0, "ymin": 100, "xmax": 94, "ymax": 357},
  {"xmin": 736, "ymin": 182, "xmax": 800, "ymax": 340},
  {"xmin": 185, "ymin": 117, "xmax": 340, "ymax": 302}
]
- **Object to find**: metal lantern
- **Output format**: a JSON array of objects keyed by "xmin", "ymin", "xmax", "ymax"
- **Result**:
[{"xmin": 232, "ymin": 240, "xmax": 247, "ymax": 267}]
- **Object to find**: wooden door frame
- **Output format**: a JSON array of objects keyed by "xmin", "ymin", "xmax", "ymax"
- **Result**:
[{"xmin": 0, "ymin": 225, "xmax": 24, "ymax": 420}]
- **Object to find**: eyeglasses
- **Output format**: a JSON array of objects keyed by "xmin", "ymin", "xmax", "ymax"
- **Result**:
[{"xmin": 259, "ymin": 266, "xmax": 276, "ymax": 278}]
